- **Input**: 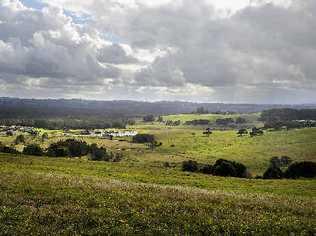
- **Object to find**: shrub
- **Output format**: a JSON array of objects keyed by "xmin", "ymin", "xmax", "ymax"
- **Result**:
[
  {"xmin": 47, "ymin": 139, "xmax": 89, "ymax": 157},
  {"xmin": 23, "ymin": 144, "xmax": 44, "ymax": 156},
  {"xmin": 270, "ymin": 156, "xmax": 292, "ymax": 168},
  {"xmin": 0, "ymin": 143, "xmax": 20, "ymax": 154},
  {"xmin": 270, "ymin": 156, "xmax": 281, "ymax": 168},
  {"xmin": 90, "ymin": 144, "xmax": 110, "ymax": 161},
  {"xmin": 47, "ymin": 145, "xmax": 69, "ymax": 157},
  {"xmin": 263, "ymin": 167, "xmax": 283, "ymax": 179},
  {"xmin": 143, "ymin": 115, "xmax": 155, "ymax": 122},
  {"xmin": 66, "ymin": 139, "xmax": 90, "ymax": 157},
  {"xmin": 6, "ymin": 130, "xmax": 14, "ymax": 136},
  {"xmin": 250, "ymin": 127, "xmax": 264, "ymax": 137},
  {"xmin": 237, "ymin": 129, "xmax": 248, "ymax": 136},
  {"xmin": 213, "ymin": 161, "xmax": 237, "ymax": 177},
  {"xmin": 163, "ymin": 162, "xmax": 171, "ymax": 168},
  {"xmin": 157, "ymin": 116, "xmax": 164, "ymax": 122},
  {"xmin": 182, "ymin": 160, "xmax": 199, "ymax": 172},
  {"xmin": 280, "ymin": 156, "xmax": 292, "ymax": 166},
  {"xmin": 166, "ymin": 120, "xmax": 181, "ymax": 126},
  {"xmin": 132, "ymin": 134, "xmax": 155, "ymax": 143},
  {"xmin": 15, "ymin": 134, "xmax": 25, "ymax": 145},
  {"xmin": 235, "ymin": 117, "xmax": 247, "ymax": 124},
  {"xmin": 212, "ymin": 159, "xmax": 248, "ymax": 178},
  {"xmin": 200, "ymin": 164, "xmax": 213, "ymax": 174},
  {"xmin": 284, "ymin": 161, "xmax": 316, "ymax": 179},
  {"xmin": 215, "ymin": 118, "xmax": 234, "ymax": 126},
  {"xmin": 41, "ymin": 133, "xmax": 49, "ymax": 142}
]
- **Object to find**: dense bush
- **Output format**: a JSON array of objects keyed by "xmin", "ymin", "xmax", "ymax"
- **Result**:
[
  {"xmin": 250, "ymin": 127, "xmax": 264, "ymax": 137},
  {"xmin": 67, "ymin": 140, "xmax": 90, "ymax": 157},
  {"xmin": 132, "ymin": 134, "xmax": 155, "ymax": 143},
  {"xmin": 90, "ymin": 144, "xmax": 111, "ymax": 161},
  {"xmin": 181, "ymin": 159, "xmax": 249, "ymax": 178},
  {"xmin": 23, "ymin": 144, "xmax": 44, "ymax": 156},
  {"xmin": 47, "ymin": 144, "xmax": 69, "ymax": 157},
  {"xmin": 213, "ymin": 160, "xmax": 237, "ymax": 177},
  {"xmin": 41, "ymin": 133, "xmax": 49, "ymax": 142},
  {"xmin": 215, "ymin": 118, "xmax": 234, "ymax": 126},
  {"xmin": 157, "ymin": 116, "xmax": 164, "ymax": 122},
  {"xmin": 212, "ymin": 159, "xmax": 248, "ymax": 178},
  {"xmin": 143, "ymin": 115, "xmax": 155, "ymax": 122},
  {"xmin": 280, "ymin": 156, "xmax": 292, "ymax": 166},
  {"xmin": 182, "ymin": 160, "xmax": 199, "ymax": 172},
  {"xmin": 235, "ymin": 117, "xmax": 247, "ymax": 124},
  {"xmin": 270, "ymin": 156, "xmax": 292, "ymax": 168},
  {"xmin": 15, "ymin": 134, "xmax": 25, "ymax": 145},
  {"xmin": 47, "ymin": 139, "xmax": 89, "ymax": 157},
  {"xmin": 165, "ymin": 120, "xmax": 181, "ymax": 126},
  {"xmin": 200, "ymin": 164, "xmax": 213, "ymax": 174},
  {"xmin": 6, "ymin": 130, "xmax": 14, "ymax": 136},
  {"xmin": 237, "ymin": 129, "xmax": 248, "ymax": 136},
  {"xmin": 284, "ymin": 161, "xmax": 316, "ymax": 179},
  {"xmin": 263, "ymin": 167, "xmax": 283, "ymax": 179},
  {"xmin": 46, "ymin": 140, "xmax": 122, "ymax": 162},
  {"xmin": 0, "ymin": 143, "xmax": 20, "ymax": 154}
]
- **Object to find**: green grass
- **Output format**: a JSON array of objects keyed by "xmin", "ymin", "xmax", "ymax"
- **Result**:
[
  {"xmin": 6, "ymin": 127, "xmax": 315, "ymax": 175},
  {"xmin": 163, "ymin": 112, "xmax": 261, "ymax": 123},
  {"xmin": 150, "ymin": 128, "xmax": 316, "ymax": 174},
  {"xmin": 0, "ymin": 124, "xmax": 315, "ymax": 234},
  {"xmin": 0, "ymin": 154, "xmax": 315, "ymax": 235}
]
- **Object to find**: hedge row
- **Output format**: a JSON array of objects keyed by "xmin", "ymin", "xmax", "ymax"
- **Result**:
[
  {"xmin": 182, "ymin": 159, "xmax": 316, "ymax": 179},
  {"xmin": 0, "ymin": 139, "xmax": 122, "ymax": 162}
]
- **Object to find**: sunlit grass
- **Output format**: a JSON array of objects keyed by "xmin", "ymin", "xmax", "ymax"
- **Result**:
[{"xmin": 0, "ymin": 124, "xmax": 315, "ymax": 234}]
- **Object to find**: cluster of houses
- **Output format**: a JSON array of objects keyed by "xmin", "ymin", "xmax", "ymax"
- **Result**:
[
  {"xmin": 79, "ymin": 129, "xmax": 138, "ymax": 139},
  {"xmin": 0, "ymin": 125, "xmax": 38, "ymax": 136}
]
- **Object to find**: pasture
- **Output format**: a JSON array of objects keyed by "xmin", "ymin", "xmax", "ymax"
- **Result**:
[{"xmin": 0, "ymin": 114, "xmax": 315, "ymax": 234}]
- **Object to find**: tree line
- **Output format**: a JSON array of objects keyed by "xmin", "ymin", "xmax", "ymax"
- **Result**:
[
  {"xmin": 0, "ymin": 118, "xmax": 127, "ymax": 130},
  {"xmin": 182, "ymin": 157, "xmax": 316, "ymax": 179},
  {"xmin": 0, "ymin": 139, "xmax": 123, "ymax": 162}
]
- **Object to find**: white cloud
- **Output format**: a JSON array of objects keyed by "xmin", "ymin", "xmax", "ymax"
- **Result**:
[{"xmin": 0, "ymin": 0, "xmax": 316, "ymax": 103}]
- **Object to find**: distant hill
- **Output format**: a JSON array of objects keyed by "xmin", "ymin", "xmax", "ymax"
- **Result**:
[{"xmin": 0, "ymin": 97, "xmax": 316, "ymax": 119}]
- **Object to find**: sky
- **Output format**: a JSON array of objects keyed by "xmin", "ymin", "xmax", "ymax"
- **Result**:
[{"xmin": 0, "ymin": 0, "xmax": 315, "ymax": 104}]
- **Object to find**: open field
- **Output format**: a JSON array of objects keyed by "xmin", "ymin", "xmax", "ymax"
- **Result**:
[
  {"xmin": 0, "ymin": 154, "xmax": 315, "ymax": 235},
  {"xmin": 162, "ymin": 113, "xmax": 261, "ymax": 123},
  {"xmin": 1, "ymin": 126, "xmax": 315, "ymax": 175},
  {"xmin": 0, "ymin": 115, "xmax": 316, "ymax": 234}
]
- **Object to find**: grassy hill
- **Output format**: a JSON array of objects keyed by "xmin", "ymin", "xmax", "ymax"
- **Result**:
[
  {"xmin": 162, "ymin": 113, "xmax": 260, "ymax": 123},
  {"xmin": 0, "ymin": 120, "xmax": 315, "ymax": 234}
]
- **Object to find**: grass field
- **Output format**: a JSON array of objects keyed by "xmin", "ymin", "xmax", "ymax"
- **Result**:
[
  {"xmin": 0, "ymin": 116, "xmax": 315, "ymax": 234},
  {"xmin": 162, "ymin": 113, "xmax": 261, "ymax": 123}
]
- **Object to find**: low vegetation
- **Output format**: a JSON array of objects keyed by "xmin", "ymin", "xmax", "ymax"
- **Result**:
[{"xmin": 0, "ymin": 109, "xmax": 315, "ymax": 234}]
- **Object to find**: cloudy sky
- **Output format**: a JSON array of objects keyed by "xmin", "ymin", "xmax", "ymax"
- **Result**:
[{"xmin": 0, "ymin": 0, "xmax": 315, "ymax": 103}]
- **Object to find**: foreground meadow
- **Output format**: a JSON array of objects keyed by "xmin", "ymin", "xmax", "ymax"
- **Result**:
[{"xmin": 0, "ymin": 122, "xmax": 315, "ymax": 234}]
